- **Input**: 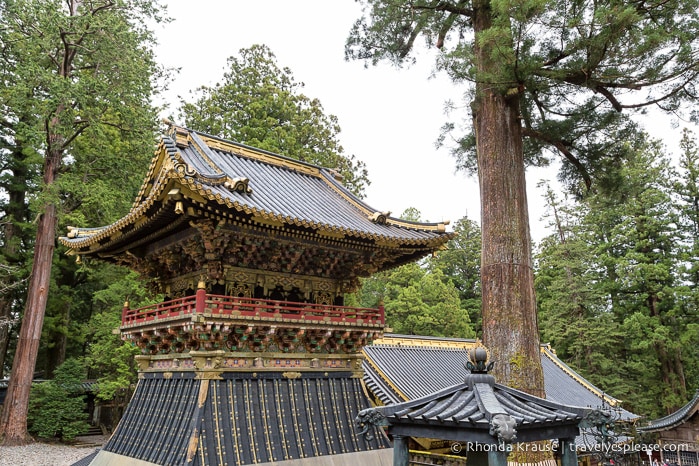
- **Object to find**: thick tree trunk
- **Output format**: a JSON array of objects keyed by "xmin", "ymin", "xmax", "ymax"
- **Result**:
[
  {"xmin": 0, "ymin": 206, "xmax": 57, "ymax": 444},
  {"xmin": 0, "ymin": 145, "xmax": 61, "ymax": 445},
  {"xmin": 472, "ymin": 1, "xmax": 544, "ymax": 397}
]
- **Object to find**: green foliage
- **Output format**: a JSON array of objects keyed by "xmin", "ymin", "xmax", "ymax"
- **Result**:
[
  {"xmin": 535, "ymin": 133, "xmax": 699, "ymax": 417},
  {"xmin": 429, "ymin": 217, "xmax": 482, "ymax": 333},
  {"xmin": 84, "ymin": 268, "xmax": 151, "ymax": 401},
  {"xmin": 0, "ymin": 0, "xmax": 166, "ymax": 382},
  {"xmin": 27, "ymin": 358, "xmax": 89, "ymax": 441},
  {"xmin": 386, "ymin": 266, "xmax": 475, "ymax": 338},
  {"xmin": 346, "ymin": 0, "xmax": 699, "ymax": 192},
  {"xmin": 359, "ymin": 262, "xmax": 475, "ymax": 338},
  {"xmin": 355, "ymin": 212, "xmax": 477, "ymax": 339},
  {"xmin": 179, "ymin": 44, "xmax": 369, "ymax": 196}
]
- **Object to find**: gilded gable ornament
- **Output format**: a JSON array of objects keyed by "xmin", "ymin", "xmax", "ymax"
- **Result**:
[{"xmin": 369, "ymin": 211, "xmax": 391, "ymax": 225}]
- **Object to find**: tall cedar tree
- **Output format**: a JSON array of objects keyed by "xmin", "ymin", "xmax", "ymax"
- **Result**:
[
  {"xmin": 346, "ymin": 0, "xmax": 699, "ymax": 395},
  {"xmin": 0, "ymin": 0, "xmax": 164, "ymax": 445},
  {"xmin": 676, "ymin": 131, "xmax": 699, "ymax": 326},
  {"xmin": 178, "ymin": 44, "xmax": 370, "ymax": 197},
  {"xmin": 536, "ymin": 134, "xmax": 699, "ymax": 416}
]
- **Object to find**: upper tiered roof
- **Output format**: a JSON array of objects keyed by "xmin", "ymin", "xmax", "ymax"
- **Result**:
[{"xmin": 59, "ymin": 126, "xmax": 454, "ymax": 281}]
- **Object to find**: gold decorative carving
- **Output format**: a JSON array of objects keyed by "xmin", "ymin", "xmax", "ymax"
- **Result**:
[
  {"xmin": 135, "ymin": 355, "xmax": 151, "ymax": 371},
  {"xmin": 282, "ymin": 371, "xmax": 302, "ymax": 379},
  {"xmin": 229, "ymin": 271, "xmax": 251, "ymax": 284},
  {"xmin": 186, "ymin": 428, "xmax": 199, "ymax": 462},
  {"xmin": 197, "ymin": 380, "xmax": 209, "ymax": 408},
  {"xmin": 369, "ymin": 211, "xmax": 391, "ymax": 225},
  {"xmin": 252, "ymin": 215, "xmax": 283, "ymax": 228},
  {"xmin": 191, "ymin": 350, "xmax": 225, "ymax": 370},
  {"xmin": 318, "ymin": 229, "xmax": 345, "ymax": 239},
  {"xmin": 174, "ymin": 161, "xmax": 197, "ymax": 177},
  {"xmin": 315, "ymin": 291, "xmax": 332, "ymax": 305},
  {"xmin": 224, "ymin": 177, "xmax": 252, "ymax": 194},
  {"xmin": 230, "ymin": 283, "xmax": 251, "ymax": 298}
]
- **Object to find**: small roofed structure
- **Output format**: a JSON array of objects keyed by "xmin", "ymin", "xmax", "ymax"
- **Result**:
[
  {"xmin": 638, "ymin": 389, "xmax": 699, "ymax": 465},
  {"xmin": 356, "ymin": 341, "xmax": 594, "ymax": 466}
]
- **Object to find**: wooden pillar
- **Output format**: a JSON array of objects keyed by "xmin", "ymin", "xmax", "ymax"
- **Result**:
[
  {"xmin": 469, "ymin": 450, "xmax": 488, "ymax": 465},
  {"xmin": 488, "ymin": 448, "xmax": 508, "ymax": 466},
  {"xmin": 196, "ymin": 280, "xmax": 207, "ymax": 313},
  {"xmin": 560, "ymin": 438, "xmax": 579, "ymax": 466},
  {"xmin": 393, "ymin": 435, "xmax": 409, "ymax": 466}
]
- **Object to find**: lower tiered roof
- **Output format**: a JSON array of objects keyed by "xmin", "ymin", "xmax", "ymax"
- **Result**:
[
  {"xmin": 88, "ymin": 371, "xmax": 390, "ymax": 466},
  {"xmin": 639, "ymin": 389, "xmax": 699, "ymax": 432}
]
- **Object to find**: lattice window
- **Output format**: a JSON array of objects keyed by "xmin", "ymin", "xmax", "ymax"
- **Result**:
[{"xmin": 680, "ymin": 450, "xmax": 699, "ymax": 466}]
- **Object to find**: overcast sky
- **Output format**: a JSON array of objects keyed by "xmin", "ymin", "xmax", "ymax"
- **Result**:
[{"xmin": 153, "ymin": 0, "xmax": 689, "ymax": 243}]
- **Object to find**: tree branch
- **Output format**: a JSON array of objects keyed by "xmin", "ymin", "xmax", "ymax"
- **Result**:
[
  {"xmin": 522, "ymin": 127, "xmax": 592, "ymax": 190},
  {"xmin": 594, "ymin": 85, "xmax": 622, "ymax": 112}
]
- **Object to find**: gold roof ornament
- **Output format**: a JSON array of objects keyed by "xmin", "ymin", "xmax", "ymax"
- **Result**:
[
  {"xmin": 465, "ymin": 339, "xmax": 495, "ymax": 374},
  {"xmin": 369, "ymin": 211, "xmax": 391, "ymax": 225}
]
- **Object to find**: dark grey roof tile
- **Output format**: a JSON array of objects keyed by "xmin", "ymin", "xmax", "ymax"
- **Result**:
[
  {"xmin": 639, "ymin": 389, "xmax": 699, "ymax": 432},
  {"xmin": 102, "ymin": 372, "xmax": 389, "ymax": 465}
]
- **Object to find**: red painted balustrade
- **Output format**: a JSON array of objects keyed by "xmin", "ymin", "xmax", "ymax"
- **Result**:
[{"xmin": 121, "ymin": 289, "xmax": 385, "ymax": 327}]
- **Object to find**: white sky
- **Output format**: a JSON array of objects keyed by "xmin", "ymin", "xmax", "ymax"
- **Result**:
[{"xmin": 153, "ymin": 0, "xmax": 689, "ymax": 243}]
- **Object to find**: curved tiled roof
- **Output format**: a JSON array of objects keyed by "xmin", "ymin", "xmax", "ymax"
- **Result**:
[
  {"xmin": 359, "ymin": 373, "xmax": 589, "ymax": 445},
  {"xmin": 638, "ymin": 389, "xmax": 699, "ymax": 432},
  {"xmin": 60, "ymin": 127, "xmax": 453, "ymax": 256},
  {"xmin": 361, "ymin": 334, "xmax": 637, "ymax": 421}
]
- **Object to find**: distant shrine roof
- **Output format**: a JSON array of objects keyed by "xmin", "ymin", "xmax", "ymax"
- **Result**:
[
  {"xmin": 638, "ymin": 389, "xmax": 699, "ymax": 432},
  {"xmin": 362, "ymin": 335, "xmax": 638, "ymax": 420},
  {"xmin": 59, "ymin": 126, "xmax": 454, "ymax": 275}
]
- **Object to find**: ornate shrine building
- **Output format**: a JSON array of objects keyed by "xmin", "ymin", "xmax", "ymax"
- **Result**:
[{"xmin": 61, "ymin": 126, "xmax": 454, "ymax": 466}]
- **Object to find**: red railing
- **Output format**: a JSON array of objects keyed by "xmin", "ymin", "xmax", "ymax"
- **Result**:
[{"xmin": 121, "ymin": 288, "xmax": 385, "ymax": 327}]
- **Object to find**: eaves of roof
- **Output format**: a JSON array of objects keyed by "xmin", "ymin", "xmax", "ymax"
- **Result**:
[
  {"xmin": 638, "ymin": 389, "xmax": 699, "ymax": 432},
  {"xmin": 59, "ymin": 127, "xmax": 455, "ymax": 255}
]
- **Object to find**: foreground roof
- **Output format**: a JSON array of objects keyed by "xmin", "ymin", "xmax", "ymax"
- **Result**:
[{"xmin": 59, "ymin": 126, "xmax": 453, "ymax": 274}]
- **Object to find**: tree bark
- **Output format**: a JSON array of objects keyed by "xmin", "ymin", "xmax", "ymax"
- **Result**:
[
  {"xmin": 0, "ymin": 145, "xmax": 61, "ymax": 445},
  {"xmin": 472, "ymin": 0, "xmax": 545, "ymax": 397}
]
